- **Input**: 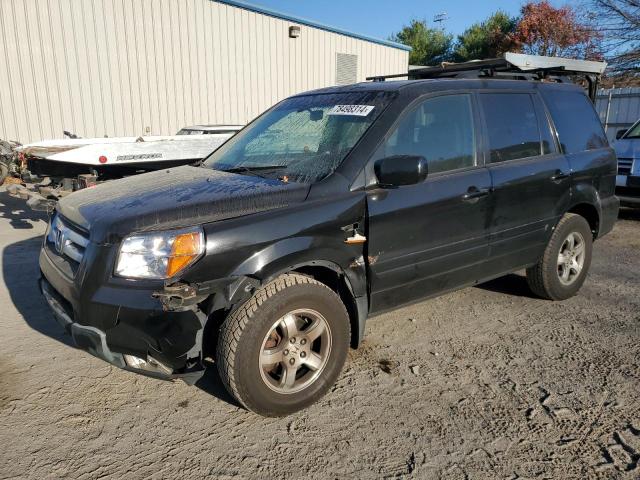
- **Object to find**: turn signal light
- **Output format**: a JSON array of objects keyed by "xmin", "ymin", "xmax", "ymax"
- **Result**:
[{"xmin": 166, "ymin": 231, "xmax": 204, "ymax": 277}]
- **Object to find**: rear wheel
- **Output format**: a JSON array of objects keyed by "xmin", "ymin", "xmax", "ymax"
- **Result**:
[
  {"xmin": 216, "ymin": 273, "xmax": 350, "ymax": 417},
  {"xmin": 526, "ymin": 213, "xmax": 593, "ymax": 300}
]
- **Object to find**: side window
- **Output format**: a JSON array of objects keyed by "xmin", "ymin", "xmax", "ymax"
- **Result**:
[
  {"xmin": 377, "ymin": 94, "xmax": 476, "ymax": 175},
  {"xmin": 540, "ymin": 89, "xmax": 608, "ymax": 154},
  {"xmin": 479, "ymin": 93, "xmax": 542, "ymax": 163}
]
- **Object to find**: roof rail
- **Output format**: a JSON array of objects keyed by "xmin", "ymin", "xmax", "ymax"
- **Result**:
[{"xmin": 366, "ymin": 53, "xmax": 607, "ymax": 102}]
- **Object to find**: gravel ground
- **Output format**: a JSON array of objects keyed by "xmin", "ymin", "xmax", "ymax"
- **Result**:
[{"xmin": 0, "ymin": 189, "xmax": 639, "ymax": 480}]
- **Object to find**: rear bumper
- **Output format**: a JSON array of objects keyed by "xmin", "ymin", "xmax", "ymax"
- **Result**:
[
  {"xmin": 39, "ymin": 247, "xmax": 206, "ymax": 385},
  {"xmin": 598, "ymin": 195, "xmax": 620, "ymax": 238}
]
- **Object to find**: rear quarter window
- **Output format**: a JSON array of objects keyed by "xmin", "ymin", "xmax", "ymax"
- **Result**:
[{"xmin": 541, "ymin": 89, "xmax": 608, "ymax": 154}]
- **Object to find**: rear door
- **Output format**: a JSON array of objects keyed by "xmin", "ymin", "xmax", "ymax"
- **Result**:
[
  {"xmin": 478, "ymin": 91, "xmax": 571, "ymax": 275},
  {"xmin": 539, "ymin": 88, "xmax": 615, "ymax": 203},
  {"xmin": 366, "ymin": 93, "xmax": 492, "ymax": 313}
]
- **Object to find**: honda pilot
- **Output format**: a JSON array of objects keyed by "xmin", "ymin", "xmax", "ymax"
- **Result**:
[{"xmin": 39, "ymin": 78, "xmax": 618, "ymax": 416}]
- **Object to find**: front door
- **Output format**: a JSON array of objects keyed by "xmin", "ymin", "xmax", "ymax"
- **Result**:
[{"xmin": 366, "ymin": 93, "xmax": 492, "ymax": 313}]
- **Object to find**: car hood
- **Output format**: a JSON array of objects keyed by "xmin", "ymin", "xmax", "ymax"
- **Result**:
[
  {"xmin": 614, "ymin": 138, "xmax": 640, "ymax": 160},
  {"xmin": 57, "ymin": 165, "xmax": 310, "ymax": 243}
]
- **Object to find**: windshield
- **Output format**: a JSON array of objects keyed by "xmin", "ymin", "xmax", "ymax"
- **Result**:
[
  {"xmin": 624, "ymin": 121, "xmax": 640, "ymax": 139},
  {"xmin": 202, "ymin": 91, "xmax": 394, "ymax": 183}
]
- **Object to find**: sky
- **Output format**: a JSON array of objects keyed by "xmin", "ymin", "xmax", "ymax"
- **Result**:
[{"xmin": 248, "ymin": 0, "xmax": 579, "ymax": 41}]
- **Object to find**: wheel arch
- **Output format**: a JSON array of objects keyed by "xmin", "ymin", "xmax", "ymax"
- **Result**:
[
  {"xmin": 202, "ymin": 256, "xmax": 368, "ymax": 358},
  {"xmin": 258, "ymin": 259, "xmax": 366, "ymax": 349},
  {"xmin": 568, "ymin": 182, "xmax": 605, "ymax": 238},
  {"xmin": 290, "ymin": 264, "xmax": 364, "ymax": 349},
  {"xmin": 567, "ymin": 202, "xmax": 600, "ymax": 238}
]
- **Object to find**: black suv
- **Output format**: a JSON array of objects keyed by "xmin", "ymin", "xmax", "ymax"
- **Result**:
[{"xmin": 39, "ymin": 78, "xmax": 618, "ymax": 416}]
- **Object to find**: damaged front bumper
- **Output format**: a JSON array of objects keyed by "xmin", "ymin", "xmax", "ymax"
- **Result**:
[{"xmin": 39, "ymin": 247, "xmax": 208, "ymax": 385}]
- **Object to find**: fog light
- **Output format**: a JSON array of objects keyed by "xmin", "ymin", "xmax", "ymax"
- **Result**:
[
  {"xmin": 147, "ymin": 356, "xmax": 173, "ymax": 375},
  {"xmin": 124, "ymin": 354, "xmax": 147, "ymax": 369},
  {"xmin": 124, "ymin": 354, "xmax": 173, "ymax": 375}
]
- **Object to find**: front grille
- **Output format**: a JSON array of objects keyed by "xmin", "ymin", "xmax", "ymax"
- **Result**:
[
  {"xmin": 45, "ymin": 214, "xmax": 89, "ymax": 275},
  {"xmin": 618, "ymin": 158, "xmax": 634, "ymax": 176}
]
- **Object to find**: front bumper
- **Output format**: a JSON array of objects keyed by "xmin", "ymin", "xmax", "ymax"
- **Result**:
[{"xmin": 39, "ymin": 246, "xmax": 206, "ymax": 385}]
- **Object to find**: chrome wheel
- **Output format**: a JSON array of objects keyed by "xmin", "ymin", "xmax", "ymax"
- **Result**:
[
  {"xmin": 259, "ymin": 309, "xmax": 332, "ymax": 394},
  {"xmin": 557, "ymin": 231, "xmax": 586, "ymax": 285}
]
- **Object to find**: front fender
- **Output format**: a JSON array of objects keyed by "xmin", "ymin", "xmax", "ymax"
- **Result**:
[{"xmin": 231, "ymin": 236, "xmax": 367, "ymax": 297}]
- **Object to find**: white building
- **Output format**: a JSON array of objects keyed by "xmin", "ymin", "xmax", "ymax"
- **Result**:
[{"xmin": 0, "ymin": 0, "xmax": 410, "ymax": 144}]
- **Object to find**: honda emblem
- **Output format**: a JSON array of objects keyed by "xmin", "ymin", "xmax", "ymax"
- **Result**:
[{"xmin": 54, "ymin": 227, "xmax": 65, "ymax": 255}]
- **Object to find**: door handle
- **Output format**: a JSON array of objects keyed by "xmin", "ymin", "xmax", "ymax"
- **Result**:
[
  {"xmin": 462, "ymin": 187, "xmax": 491, "ymax": 203},
  {"xmin": 550, "ymin": 171, "xmax": 570, "ymax": 182}
]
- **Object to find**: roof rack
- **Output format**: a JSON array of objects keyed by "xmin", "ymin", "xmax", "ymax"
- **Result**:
[{"xmin": 366, "ymin": 53, "xmax": 607, "ymax": 102}]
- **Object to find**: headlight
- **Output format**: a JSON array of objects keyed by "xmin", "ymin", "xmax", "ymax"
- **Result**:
[{"xmin": 115, "ymin": 227, "xmax": 205, "ymax": 279}]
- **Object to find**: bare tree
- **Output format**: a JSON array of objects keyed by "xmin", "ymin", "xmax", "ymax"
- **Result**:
[{"xmin": 591, "ymin": 0, "xmax": 640, "ymax": 72}]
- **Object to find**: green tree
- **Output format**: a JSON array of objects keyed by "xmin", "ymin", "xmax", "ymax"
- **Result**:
[
  {"xmin": 390, "ymin": 20, "xmax": 454, "ymax": 66},
  {"xmin": 453, "ymin": 11, "xmax": 519, "ymax": 62}
]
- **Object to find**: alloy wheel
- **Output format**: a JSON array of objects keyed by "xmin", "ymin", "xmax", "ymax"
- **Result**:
[
  {"xmin": 557, "ymin": 231, "xmax": 586, "ymax": 285},
  {"xmin": 259, "ymin": 309, "xmax": 332, "ymax": 394}
]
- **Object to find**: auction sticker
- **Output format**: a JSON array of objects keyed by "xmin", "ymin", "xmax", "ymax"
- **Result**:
[{"xmin": 328, "ymin": 105, "xmax": 375, "ymax": 116}]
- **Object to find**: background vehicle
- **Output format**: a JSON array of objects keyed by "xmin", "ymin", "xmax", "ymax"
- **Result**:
[
  {"xmin": 176, "ymin": 125, "xmax": 244, "ymax": 135},
  {"xmin": 39, "ymin": 56, "xmax": 618, "ymax": 417},
  {"xmin": 614, "ymin": 119, "xmax": 640, "ymax": 207},
  {"xmin": 6, "ymin": 125, "xmax": 242, "ymax": 209}
]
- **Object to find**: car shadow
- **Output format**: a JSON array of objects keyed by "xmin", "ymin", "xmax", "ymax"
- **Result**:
[
  {"xmin": 1, "ymin": 237, "xmax": 75, "ymax": 348},
  {"xmin": 195, "ymin": 359, "xmax": 242, "ymax": 408},
  {"xmin": 1, "ymin": 191, "xmax": 73, "ymax": 347},
  {"xmin": 0, "ymin": 188, "xmax": 48, "ymax": 229},
  {"xmin": 476, "ymin": 272, "xmax": 539, "ymax": 298}
]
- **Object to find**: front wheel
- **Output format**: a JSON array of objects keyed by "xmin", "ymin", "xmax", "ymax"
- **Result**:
[
  {"xmin": 216, "ymin": 273, "xmax": 350, "ymax": 417},
  {"xmin": 526, "ymin": 213, "xmax": 593, "ymax": 300}
]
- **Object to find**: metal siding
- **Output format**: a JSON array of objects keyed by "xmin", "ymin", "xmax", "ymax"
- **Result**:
[
  {"xmin": 596, "ymin": 88, "xmax": 640, "ymax": 142},
  {"xmin": 0, "ymin": 0, "xmax": 409, "ymax": 143}
]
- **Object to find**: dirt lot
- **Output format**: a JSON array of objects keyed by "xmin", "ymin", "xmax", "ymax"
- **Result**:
[{"xmin": 0, "ymin": 189, "xmax": 638, "ymax": 480}]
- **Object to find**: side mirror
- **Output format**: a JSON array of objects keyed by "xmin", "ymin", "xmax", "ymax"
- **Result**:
[
  {"xmin": 616, "ymin": 129, "xmax": 628, "ymax": 140},
  {"xmin": 374, "ymin": 155, "xmax": 428, "ymax": 187}
]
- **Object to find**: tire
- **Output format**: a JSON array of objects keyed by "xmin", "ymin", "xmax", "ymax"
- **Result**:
[
  {"xmin": 216, "ymin": 273, "xmax": 350, "ymax": 417},
  {"xmin": 526, "ymin": 213, "xmax": 593, "ymax": 301}
]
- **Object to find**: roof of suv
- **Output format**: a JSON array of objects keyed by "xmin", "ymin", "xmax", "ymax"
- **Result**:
[{"xmin": 298, "ymin": 78, "xmax": 584, "ymax": 97}]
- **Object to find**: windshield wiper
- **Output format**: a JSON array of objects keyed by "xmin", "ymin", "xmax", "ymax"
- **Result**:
[{"xmin": 219, "ymin": 165, "xmax": 288, "ymax": 178}]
